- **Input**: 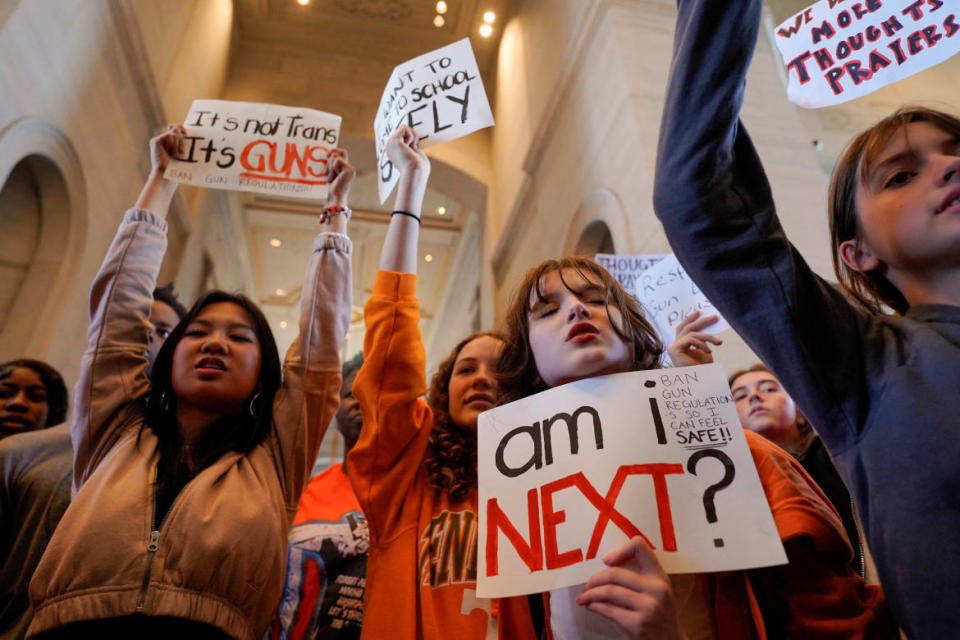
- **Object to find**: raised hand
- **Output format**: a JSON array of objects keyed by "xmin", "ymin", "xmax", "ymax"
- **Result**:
[
  {"xmin": 149, "ymin": 125, "xmax": 186, "ymax": 175},
  {"xmin": 135, "ymin": 124, "xmax": 185, "ymax": 215},
  {"xmin": 666, "ymin": 310, "xmax": 722, "ymax": 367},
  {"xmin": 576, "ymin": 537, "xmax": 685, "ymax": 640},
  {"xmin": 324, "ymin": 147, "xmax": 356, "ymax": 210},
  {"xmin": 385, "ymin": 125, "xmax": 430, "ymax": 177}
]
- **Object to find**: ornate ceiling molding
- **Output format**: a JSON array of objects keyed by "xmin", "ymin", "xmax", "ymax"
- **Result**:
[{"xmin": 333, "ymin": 0, "xmax": 412, "ymax": 21}]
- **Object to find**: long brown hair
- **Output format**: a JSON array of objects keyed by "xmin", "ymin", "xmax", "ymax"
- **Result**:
[
  {"xmin": 425, "ymin": 331, "xmax": 502, "ymax": 503},
  {"xmin": 829, "ymin": 106, "xmax": 960, "ymax": 314},
  {"xmin": 498, "ymin": 256, "xmax": 663, "ymax": 403}
]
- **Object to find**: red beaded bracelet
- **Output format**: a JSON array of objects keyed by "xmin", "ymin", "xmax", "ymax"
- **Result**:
[{"xmin": 319, "ymin": 205, "xmax": 351, "ymax": 224}]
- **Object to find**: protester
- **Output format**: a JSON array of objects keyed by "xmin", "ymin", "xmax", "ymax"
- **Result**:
[
  {"xmin": 496, "ymin": 256, "xmax": 894, "ymax": 639},
  {"xmin": 268, "ymin": 352, "xmax": 369, "ymax": 640},
  {"xmin": 0, "ymin": 360, "xmax": 68, "ymax": 640},
  {"xmin": 729, "ymin": 363, "xmax": 865, "ymax": 575},
  {"xmin": 149, "ymin": 283, "xmax": 188, "ymax": 369},
  {"xmin": 0, "ymin": 360, "xmax": 67, "ymax": 441},
  {"xmin": 669, "ymin": 312, "xmax": 866, "ymax": 576},
  {"xmin": 347, "ymin": 125, "xmax": 538, "ymax": 640},
  {"xmin": 26, "ymin": 125, "xmax": 353, "ymax": 639},
  {"xmin": 653, "ymin": 1, "xmax": 960, "ymax": 636},
  {"xmin": 1, "ymin": 292, "xmax": 186, "ymax": 640}
]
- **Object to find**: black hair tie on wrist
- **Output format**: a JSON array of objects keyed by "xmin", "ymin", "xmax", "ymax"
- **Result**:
[{"xmin": 391, "ymin": 210, "xmax": 421, "ymax": 224}]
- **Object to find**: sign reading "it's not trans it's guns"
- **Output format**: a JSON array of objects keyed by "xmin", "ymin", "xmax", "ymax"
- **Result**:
[{"xmin": 165, "ymin": 99, "xmax": 342, "ymax": 200}]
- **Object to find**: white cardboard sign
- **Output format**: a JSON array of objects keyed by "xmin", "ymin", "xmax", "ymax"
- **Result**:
[
  {"xmin": 374, "ymin": 38, "xmax": 494, "ymax": 203},
  {"xmin": 476, "ymin": 365, "xmax": 787, "ymax": 598},
  {"xmin": 774, "ymin": 0, "xmax": 960, "ymax": 108},
  {"xmin": 594, "ymin": 253, "xmax": 668, "ymax": 294},
  {"xmin": 165, "ymin": 99, "xmax": 342, "ymax": 199},
  {"xmin": 613, "ymin": 254, "xmax": 729, "ymax": 344}
]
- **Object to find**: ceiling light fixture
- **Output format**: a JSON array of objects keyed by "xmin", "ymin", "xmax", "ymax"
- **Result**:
[
  {"xmin": 269, "ymin": 238, "xmax": 282, "ymax": 248},
  {"xmin": 436, "ymin": 1, "xmax": 447, "ymax": 14},
  {"xmin": 433, "ymin": 14, "xmax": 445, "ymax": 27},
  {"xmin": 437, "ymin": 205, "xmax": 446, "ymax": 215},
  {"xmin": 279, "ymin": 321, "xmax": 288, "ymax": 329},
  {"xmin": 479, "ymin": 23, "xmax": 493, "ymax": 37},
  {"xmin": 275, "ymin": 288, "xmax": 286, "ymax": 296},
  {"xmin": 483, "ymin": 11, "xmax": 495, "ymax": 23},
  {"xmin": 297, "ymin": 0, "xmax": 309, "ymax": 6},
  {"xmin": 425, "ymin": 254, "xmax": 434, "ymax": 263}
]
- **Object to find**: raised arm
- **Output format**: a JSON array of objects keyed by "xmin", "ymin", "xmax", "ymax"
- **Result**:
[
  {"xmin": 348, "ymin": 126, "xmax": 433, "ymax": 542},
  {"xmin": 379, "ymin": 125, "xmax": 429, "ymax": 273},
  {"xmin": 652, "ymin": 0, "xmax": 877, "ymax": 454},
  {"xmin": 72, "ymin": 127, "xmax": 183, "ymax": 489},
  {"xmin": 270, "ymin": 148, "xmax": 354, "ymax": 512}
]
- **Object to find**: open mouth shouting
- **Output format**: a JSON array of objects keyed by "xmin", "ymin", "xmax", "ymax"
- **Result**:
[
  {"xmin": 464, "ymin": 392, "xmax": 495, "ymax": 409},
  {"xmin": 938, "ymin": 187, "xmax": 960, "ymax": 215},
  {"xmin": 195, "ymin": 357, "xmax": 228, "ymax": 378},
  {"xmin": 566, "ymin": 322, "xmax": 600, "ymax": 344},
  {"xmin": 0, "ymin": 414, "xmax": 32, "ymax": 430}
]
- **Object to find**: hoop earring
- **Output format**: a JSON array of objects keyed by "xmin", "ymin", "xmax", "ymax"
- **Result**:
[
  {"xmin": 249, "ymin": 391, "xmax": 263, "ymax": 419},
  {"xmin": 160, "ymin": 390, "xmax": 174, "ymax": 414}
]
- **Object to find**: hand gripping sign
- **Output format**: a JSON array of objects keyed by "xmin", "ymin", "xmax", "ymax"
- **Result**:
[
  {"xmin": 374, "ymin": 38, "xmax": 495, "ymax": 203},
  {"xmin": 164, "ymin": 99, "xmax": 342, "ymax": 199},
  {"xmin": 774, "ymin": 0, "xmax": 960, "ymax": 108},
  {"xmin": 476, "ymin": 364, "xmax": 787, "ymax": 599}
]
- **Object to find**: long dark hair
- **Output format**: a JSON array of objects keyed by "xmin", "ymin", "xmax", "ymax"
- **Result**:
[
  {"xmin": 425, "ymin": 332, "xmax": 502, "ymax": 504},
  {"xmin": 141, "ymin": 291, "xmax": 282, "ymax": 499},
  {"xmin": 498, "ymin": 256, "xmax": 663, "ymax": 403}
]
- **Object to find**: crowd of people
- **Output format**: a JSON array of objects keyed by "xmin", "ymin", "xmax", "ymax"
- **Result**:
[{"xmin": 2, "ymin": 1, "xmax": 959, "ymax": 638}]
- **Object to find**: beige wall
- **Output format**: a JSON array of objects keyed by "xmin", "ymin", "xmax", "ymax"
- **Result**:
[{"xmin": 0, "ymin": 0, "xmax": 234, "ymax": 390}]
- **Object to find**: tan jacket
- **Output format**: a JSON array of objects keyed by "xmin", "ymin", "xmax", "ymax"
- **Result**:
[{"xmin": 27, "ymin": 209, "xmax": 351, "ymax": 640}]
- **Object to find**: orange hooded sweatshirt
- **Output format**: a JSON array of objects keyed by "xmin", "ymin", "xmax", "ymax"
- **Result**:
[{"xmin": 349, "ymin": 271, "xmax": 537, "ymax": 640}]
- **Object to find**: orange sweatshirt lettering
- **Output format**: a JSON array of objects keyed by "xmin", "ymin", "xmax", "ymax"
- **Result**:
[{"xmin": 348, "ymin": 271, "xmax": 537, "ymax": 640}]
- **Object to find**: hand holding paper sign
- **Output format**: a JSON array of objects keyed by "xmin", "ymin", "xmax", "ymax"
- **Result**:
[
  {"xmin": 135, "ymin": 124, "xmax": 186, "ymax": 216},
  {"xmin": 385, "ymin": 125, "xmax": 431, "ymax": 177},
  {"xmin": 575, "ymin": 537, "xmax": 684, "ymax": 640},
  {"xmin": 323, "ymin": 148, "xmax": 356, "ymax": 209},
  {"xmin": 379, "ymin": 125, "xmax": 431, "ymax": 274},
  {"xmin": 318, "ymin": 148, "xmax": 356, "ymax": 234},
  {"xmin": 374, "ymin": 38, "xmax": 493, "ymax": 203},
  {"xmin": 666, "ymin": 310, "xmax": 723, "ymax": 367}
]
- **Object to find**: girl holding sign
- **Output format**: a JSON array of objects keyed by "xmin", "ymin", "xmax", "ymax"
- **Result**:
[
  {"xmin": 496, "ymin": 257, "xmax": 894, "ymax": 639},
  {"xmin": 346, "ymin": 125, "xmax": 538, "ymax": 640},
  {"xmin": 653, "ymin": 0, "xmax": 960, "ymax": 637},
  {"xmin": 28, "ymin": 126, "xmax": 354, "ymax": 639}
]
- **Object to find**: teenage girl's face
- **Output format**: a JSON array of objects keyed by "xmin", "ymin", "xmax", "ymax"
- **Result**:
[
  {"xmin": 730, "ymin": 371, "xmax": 802, "ymax": 448},
  {"xmin": 0, "ymin": 367, "xmax": 49, "ymax": 439},
  {"xmin": 171, "ymin": 302, "xmax": 262, "ymax": 414},
  {"xmin": 447, "ymin": 335, "xmax": 502, "ymax": 431},
  {"xmin": 147, "ymin": 300, "xmax": 180, "ymax": 368},
  {"xmin": 527, "ymin": 268, "xmax": 632, "ymax": 388},
  {"xmin": 849, "ymin": 122, "xmax": 960, "ymax": 286}
]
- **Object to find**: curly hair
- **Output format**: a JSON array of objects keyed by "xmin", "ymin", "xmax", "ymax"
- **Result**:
[
  {"xmin": 425, "ymin": 332, "xmax": 502, "ymax": 504},
  {"xmin": 498, "ymin": 256, "xmax": 663, "ymax": 403},
  {"xmin": 829, "ymin": 106, "xmax": 960, "ymax": 314}
]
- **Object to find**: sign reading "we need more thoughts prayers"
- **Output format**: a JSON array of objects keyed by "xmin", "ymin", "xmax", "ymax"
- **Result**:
[{"xmin": 774, "ymin": 0, "xmax": 960, "ymax": 108}]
